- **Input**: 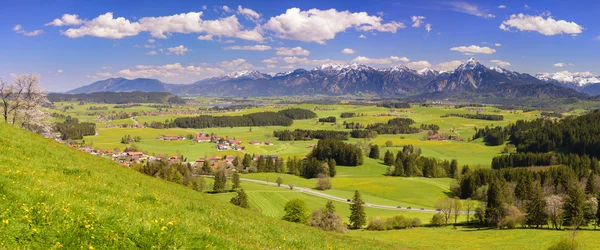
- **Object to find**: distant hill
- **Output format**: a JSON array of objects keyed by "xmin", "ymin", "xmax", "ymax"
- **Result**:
[
  {"xmin": 49, "ymin": 91, "xmax": 185, "ymax": 104},
  {"xmin": 66, "ymin": 77, "xmax": 173, "ymax": 94},
  {"xmin": 582, "ymin": 83, "xmax": 600, "ymax": 96},
  {"xmin": 0, "ymin": 122, "xmax": 390, "ymax": 249}
]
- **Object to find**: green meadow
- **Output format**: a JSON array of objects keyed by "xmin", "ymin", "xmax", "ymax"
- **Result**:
[{"xmin": 0, "ymin": 122, "xmax": 392, "ymax": 249}]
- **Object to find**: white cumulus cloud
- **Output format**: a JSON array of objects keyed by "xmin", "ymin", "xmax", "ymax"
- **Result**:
[
  {"xmin": 490, "ymin": 59, "xmax": 511, "ymax": 67},
  {"xmin": 495, "ymin": 43, "xmax": 502, "ymax": 46},
  {"xmin": 46, "ymin": 14, "xmax": 83, "ymax": 26},
  {"xmin": 13, "ymin": 24, "xmax": 43, "ymax": 36},
  {"xmin": 498, "ymin": 5, "xmax": 507, "ymax": 9},
  {"xmin": 263, "ymin": 8, "xmax": 404, "ymax": 44},
  {"xmin": 60, "ymin": 12, "xmax": 264, "ymax": 42},
  {"xmin": 406, "ymin": 61, "xmax": 432, "ymax": 69},
  {"xmin": 167, "ymin": 45, "xmax": 190, "ymax": 55},
  {"xmin": 219, "ymin": 59, "xmax": 254, "ymax": 71},
  {"xmin": 359, "ymin": 34, "xmax": 366, "ymax": 39},
  {"xmin": 57, "ymin": 70, "xmax": 64, "ymax": 73},
  {"xmin": 554, "ymin": 62, "xmax": 565, "ymax": 67},
  {"xmin": 237, "ymin": 5, "xmax": 260, "ymax": 21},
  {"xmin": 351, "ymin": 56, "xmax": 409, "ymax": 65},
  {"xmin": 499, "ymin": 13, "xmax": 583, "ymax": 36},
  {"xmin": 146, "ymin": 51, "xmax": 158, "ymax": 56},
  {"xmin": 275, "ymin": 47, "xmax": 310, "ymax": 56},
  {"xmin": 197, "ymin": 34, "xmax": 213, "ymax": 40},
  {"xmin": 223, "ymin": 45, "xmax": 272, "ymax": 51},
  {"xmin": 411, "ymin": 16, "xmax": 425, "ymax": 28},
  {"xmin": 436, "ymin": 60, "xmax": 465, "ymax": 71},
  {"xmin": 341, "ymin": 48, "xmax": 355, "ymax": 54},
  {"xmin": 450, "ymin": 45, "xmax": 496, "ymax": 54},
  {"xmin": 119, "ymin": 63, "xmax": 224, "ymax": 82}
]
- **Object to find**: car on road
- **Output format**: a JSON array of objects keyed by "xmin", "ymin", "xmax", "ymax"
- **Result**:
[
  {"xmin": 407, "ymin": 207, "xmax": 411, "ymax": 210},
  {"xmin": 346, "ymin": 199, "xmax": 351, "ymax": 202},
  {"xmin": 396, "ymin": 206, "xmax": 402, "ymax": 209},
  {"xmin": 436, "ymin": 208, "xmax": 441, "ymax": 212},
  {"xmin": 420, "ymin": 208, "xmax": 424, "ymax": 210}
]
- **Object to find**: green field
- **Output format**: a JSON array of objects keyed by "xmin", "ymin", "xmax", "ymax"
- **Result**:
[
  {"xmin": 78, "ymin": 103, "xmax": 539, "ymax": 167},
  {"xmin": 207, "ymin": 181, "xmax": 443, "ymax": 223},
  {"xmin": 0, "ymin": 122, "xmax": 393, "ymax": 249},
  {"xmin": 351, "ymin": 227, "xmax": 598, "ymax": 250}
]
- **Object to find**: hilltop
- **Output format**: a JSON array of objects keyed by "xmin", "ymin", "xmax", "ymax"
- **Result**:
[{"xmin": 0, "ymin": 122, "xmax": 392, "ymax": 249}]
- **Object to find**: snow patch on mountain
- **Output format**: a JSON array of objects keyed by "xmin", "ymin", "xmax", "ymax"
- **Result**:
[{"xmin": 536, "ymin": 71, "xmax": 600, "ymax": 87}]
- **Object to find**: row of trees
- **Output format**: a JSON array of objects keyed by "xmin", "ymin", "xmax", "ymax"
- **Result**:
[
  {"xmin": 48, "ymin": 91, "xmax": 185, "ymax": 104},
  {"xmin": 278, "ymin": 108, "xmax": 317, "ymax": 120},
  {"xmin": 273, "ymin": 129, "xmax": 349, "ymax": 141},
  {"xmin": 309, "ymin": 139, "xmax": 364, "ymax": 166},
  {"xmin": 131, "ymin": 160, "xmax": 205, "ymax": 192},
  {"xmin": 442, "ymin": 113, "xmax": 504, "ymax": 121},
  {"xmin": 172, "ymin": 111, "xmax": 294, "ymax": 128},
  {"xmin": 509, "ymin": 110, "xmax": 600, "ymax": 158},
  {"xmin": 472, "ymin": 126, "xmax": 507, "ymax": 146},
  {"xmin": 55, "ymin": 117, "xmax": 96, "ymax": 140},
  {"xmin": 377, "ymin": 102, "xmax": 410, "ymax": 109},
  {"xmin": 365, "ymin": 118, "xmax": 421, "ymax": 134},
  {"xmin": 1, "ymin": 74, "xmax": 50, "ymax": 133},
  {"xmin": 120, "ymin": 134, "xmax": 141, "ymax": 144},
  {"xmin": 455, "ymin": 165, "xmax": 600, "ymax": 229},
  {"xmin": 377, "ymin": 145, "xmax": 458, "ymax": 178},
  {"xmin": 318, "ymin": 116, "xmax": 336, "ymax": 123}
]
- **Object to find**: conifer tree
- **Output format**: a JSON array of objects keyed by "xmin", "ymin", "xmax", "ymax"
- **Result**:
[
  {"xmin": 383, "ymin": 150, "xmax": 394, "ymax": 166},
  {"xmin": 526, "ymin": 183, "xmax": 548, "ymax": 228},
  {"xmin": 349, "ymin": 190, "xmax": 366, "ymax": 229},
  {"xmin": 563, "ymin": 179, "xmax": 587, "ymax": 228},
  {"xmin": 369, "ymin": 145, "xmax": 380, "ymax": 159},
  {"xmin": 485, "ymin": 179, "xmax": 507, "ymax": 226},
  {"xmin": 230, "ymin": 189, "xmax": 249, "ymax": 208},
  {"xmin": 449, "ymin": 159, "xmax": 458, "ymax": 178},
  {"xmin": 586, "ymin": 173, "xmax": 598, "ymax": 196},
  {"xmin": 232, "ymin": 171, "xmax": 241, "ymax": 190},
  {"xmin": 328, "ymin": 158, "xmax": 337, "ymax": 177},
  {"xmin": 213, "ymin": 169, "xmax": 227, "ymax": 193}
]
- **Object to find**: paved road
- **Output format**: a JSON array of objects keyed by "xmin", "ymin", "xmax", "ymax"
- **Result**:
[{"xmin": 203, "ymin": 175, "xmax": 466, "ymax": 214}]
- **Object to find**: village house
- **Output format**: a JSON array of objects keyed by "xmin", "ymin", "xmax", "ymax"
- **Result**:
[
  {"xmin": 196, "ymin": 133, "xmax": 212, "ymax": 142},
  {"xmin": 127, "ymin": 152, "xmax": 144, "ymax": 160},
  {"xmin": 264, "ymin": 142, "xmax": 274, "ymax": 146},
  {"xmin": 250, "ymin": 140, "xmax": 260, "ymax": 145}
]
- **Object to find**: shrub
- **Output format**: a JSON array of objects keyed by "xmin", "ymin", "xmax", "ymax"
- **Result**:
[
  {"xmin": 308, "ymin": 201, "xmax": 346, "ymax": 233},
  {"xmin": 430, "ymin": 214, "xmax": 445, "ymax": 227},
  {"xmin": 282, "ymin": 199, "xmax": 309, "ymax": 224},
  {"xmin": 316, "ymin": 175, "xmax": 332, "ymax": 190},
  {"xmin": 367, "ymin": 216, "xmax": 387, "ymax": 231},
  {"xmin": 410, "ymin": 218, "xmax": 422, "ymax": 228}
]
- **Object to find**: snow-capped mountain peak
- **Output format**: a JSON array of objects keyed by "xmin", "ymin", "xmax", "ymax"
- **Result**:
[
  {"xmin": 224, "ymin": 70, "xmax": 269, "ymax": 80},
  {"xmin": 457, "ymin": 57, "xmax": 483, "ymax": 71},
  {"xmin": 536, "ymin": 71, "xmax": 600, "ymax": 87},
  {"xmin": 417, "ymin": 68, "xmax": 439, "ymax": 76}
]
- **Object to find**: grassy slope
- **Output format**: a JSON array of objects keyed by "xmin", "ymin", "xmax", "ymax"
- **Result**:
[
  {"xmin": 351, "ymin": 227, "xmax": 599, "ymax": 250},
  {"xmin": 0, "ymin": 123, "xmax": 393, "ymax": 249}
]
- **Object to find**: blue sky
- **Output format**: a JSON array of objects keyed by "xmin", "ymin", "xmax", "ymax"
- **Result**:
[{"xmin": 1, "ymin": 0, "xmax": 599, "ymax": 92}]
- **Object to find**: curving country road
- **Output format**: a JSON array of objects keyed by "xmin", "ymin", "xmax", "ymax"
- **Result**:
[{"xmin": 203, "ymin": 175, "xmax": 466, "ymax": 214}]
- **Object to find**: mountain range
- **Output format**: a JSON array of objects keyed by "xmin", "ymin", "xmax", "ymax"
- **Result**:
[{"xmin": 67, "ymin": 58, "xmax": 600, "ymax": 97}]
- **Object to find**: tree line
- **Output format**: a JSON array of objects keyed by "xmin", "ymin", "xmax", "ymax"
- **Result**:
[
  {"xmin": 442, "ymin": 113, "xmax": 504, "ymax": 121},
  {"xmin": 376, "ymin": 145, "xmax": 458, "ymax": 178},
  {"xmin": 273, "ymin": 129, "xmax": 349, "ymax": 141},
  {"xmin": 170, "ymin": 112, "xmax": 293, "ymax": 128},
  {"xmin": 309, "ymin": 139, "xmax": 364, "ymax": 166},
  {"xmin": 455, "ymin": 166, "xmax": 600, "ymax": 229},
  {"xmin": 318, "ymin": 116, "xmax": 336, "ymax": 123},
  {"xmin": 48, "ymin": 91, "xmax": 185, "ymax": 104},
  {"xmin": 278, "ymin": 108, "xmax": 318, "ymax": 119},
  {"xmin": 472, "ymin": 126, "xmax": 507, "ymax": 146},
  {"xmin": 377, "ymin": 102, "xmax": 410, "ymax": 109},
  {"xmin": 365, "ymin": 118, "xmax": 421, "ymax": 134},
  {"xmin": 55, "ymin": 117, "xmax": 96, "ymax": 140}
]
